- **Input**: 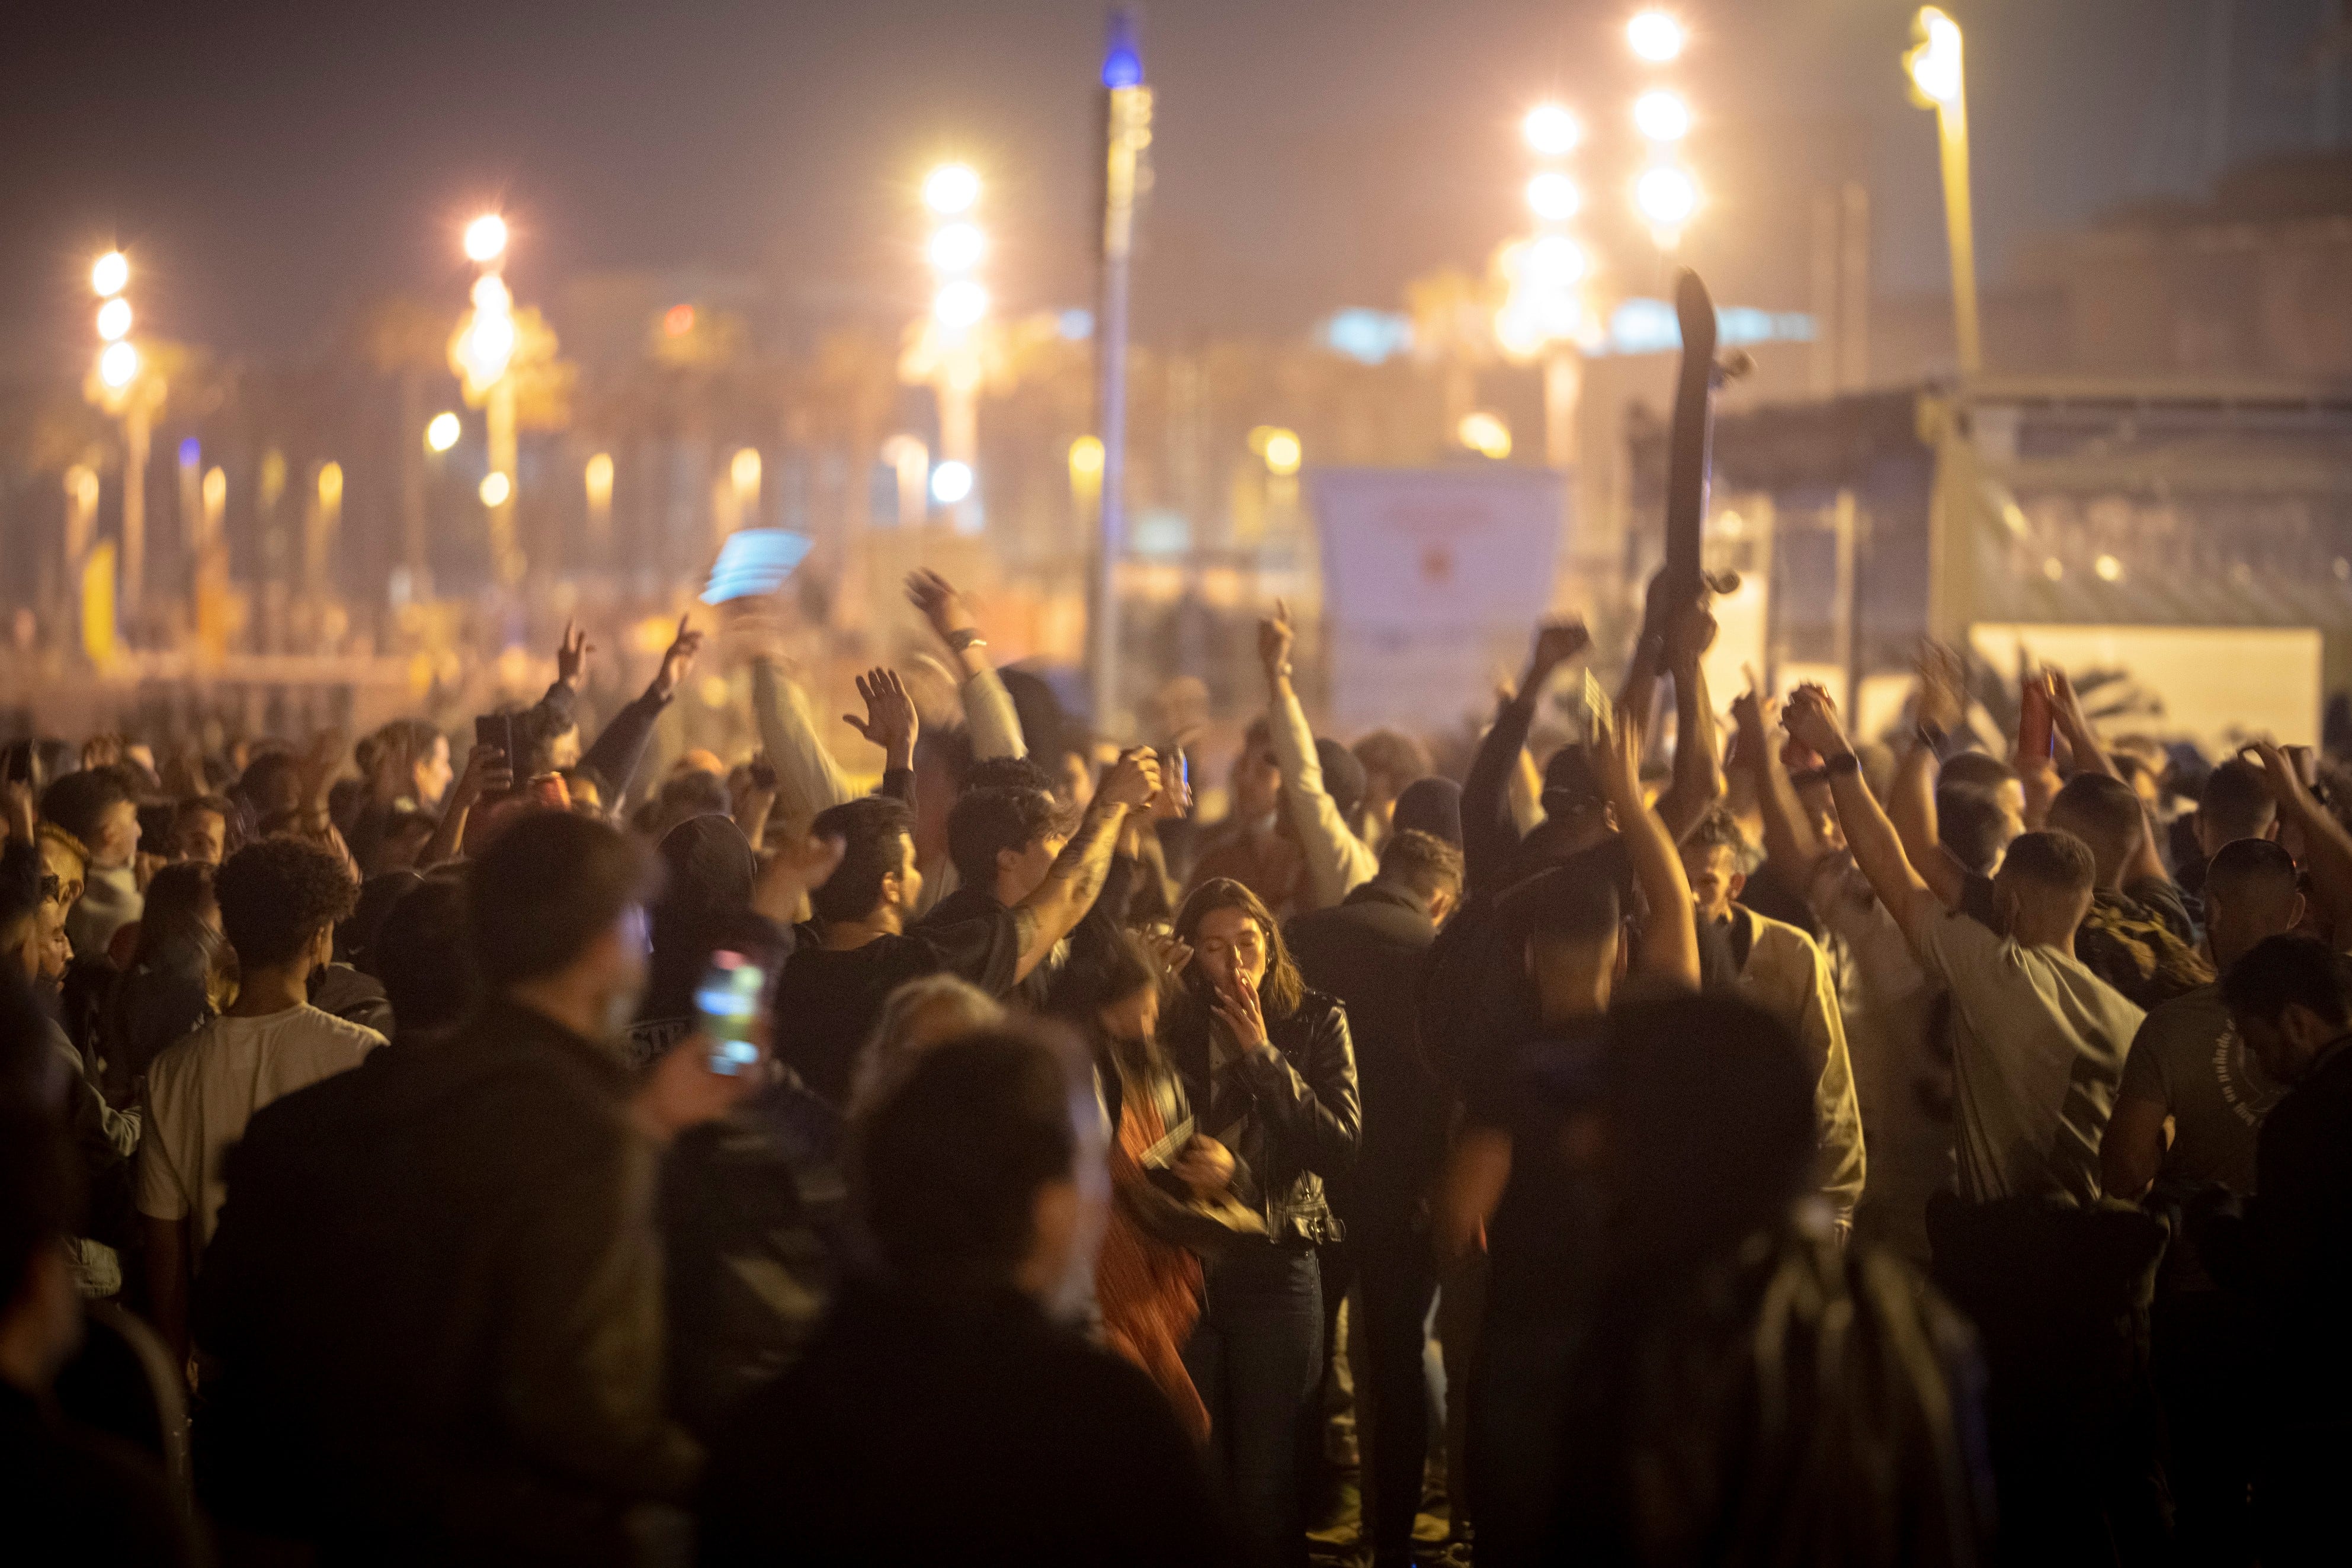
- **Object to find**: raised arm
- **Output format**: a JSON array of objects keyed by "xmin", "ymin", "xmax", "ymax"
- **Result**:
[
  {"xmin": 1258, "ymin": 601, "xmax": 1377, "ymax": 912},
  {"xmin": 1735, "ymin": 686, "xmax": 1822, "ymax": 892},
  {"xmin": 420, "ymin": 743, "xmax": 512, "ymax": 868},
  {"xmin": 908, "ymin": 570, "xmax": 1026, "ymax": 761},
  {"xmin": 578, "ymin": 615, "xmax": 700, "ymax": 805},
  {"xmin": 2049, "ymin": 667, "xmax": 2119, "ymax": 781},
  {"xmin": 2249, "ymin": 741, "xmax": 2352, "ymax": 948},
  {"xmin": 2014, "ymin": 669, "xmax": 2061, "ymax": 828},
  {"xmin": 1651, "ymin": 597, "xmax": 1724, "ymax": 844},
  {"xmin": 841, "ymin": 668, "xmax": 919, "ymax": 778},
  {"xmin": 1463, "ymin": 620, "xmax": 1590, "ymax": 899},
  {"xmin": 749, "ymin": 656, "xmax": 857, "ymax": 823},
  {"xmin": 1886, "ymin": 644, "xmax": 1973, "ymax": 909},
  {"xmin": 1595, "ymin": 704, "xmax": 1700, "ymax": 989},
  {"xmin": 1011, "ymin": 748, "xmax": 1160, "ymax": 982},
  {"xmin": 1784, "ymin": 686, "xmax": 1943, "ymax": 933}
]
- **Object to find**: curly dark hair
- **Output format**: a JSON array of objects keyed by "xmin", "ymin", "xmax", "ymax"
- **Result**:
[
  {"xmin": 1685, "ymin": 804, "xmax": 1750, "ymax": 857},
  {"xmin": 947, "ymin": 787, "xmax": 1068, "ymax": 890},
  {"xmin": 214, "ymin": 835, "xmax": 360, "ymax": 969}
]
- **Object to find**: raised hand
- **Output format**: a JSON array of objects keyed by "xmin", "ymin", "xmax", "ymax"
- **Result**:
[
  {"xmin": 754, "ymin": 831, "xmax": 848, "ymax": 922},
  {"xmin": 449, "ymin": 741, "xmax": 514, "ymax": 807},
  {"xmin": 1590, "ymin": 705, "xmax": 1646, "ymax": 818},
  {"xmin": 81, "ymin": 733, "xmax": 123, "ymax": 770},
  {"xmin": 1142, "ymin": 926, "xmax": 1194, "ymax": 981},
  {"xmin": 1914, "ymin": 642, "xmax": 1968, "ymax": 735},
  {"xmin": 1781, "ymin": 682, "xmax": 1849, "ymax": 760},
  {"xmin": 1213, "ymin": 968, "xmax": 1269, "ymax": 1051},
  {"xmin": 1729, "ymin": 677, "xmax": 1777, "ymax": 762},
  {"xmin": 1662, "ymin": 595, "xmax": 1717, "ymax": 669},
  {"xmin": 843, "ymin": 668, "xmax": 919, "ymax": 765},
  {"xmin": 905, "ymin": 569, "xmax": 978, "ymax": 643},
  {"xmin": 1529, "ymin": 618, "xmax": 1592, "ymax": 682},
  {"xmin": 651, "ymin": 615, "xmax": 703, "ymax": 701},
  {"xmin": 556, "ymin": 619, "xmax": 593, "ymax": 691},
  {"xmin": 1097, "ymin": 746, "xmax": 1162, "ymax": 812},
  {"xmin": 1258, "ymin": 598, "xmax": 1297, "ymax": 681}
]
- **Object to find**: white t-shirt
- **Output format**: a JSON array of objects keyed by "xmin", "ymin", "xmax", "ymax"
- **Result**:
[
  {"xmin": 136, "ymin": 1004, "xmax": 385, "ymax": 1252},
  {"xmin": 1898, "ymin": 898, "xmax": 2143, "ymax": 1207}
]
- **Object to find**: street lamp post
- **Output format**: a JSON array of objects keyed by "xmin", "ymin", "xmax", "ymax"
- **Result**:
[
  {"xmin": 1089, "ymin": 7, "xmax": 1151, "ymax": 733},
  {"xmin": 455, "ymin": 214, "xmax": 523, "ymax": 583},
  {"xmin": 86, "ymin": 251, "xmax": 155, "ymax": 629},
  {"xmin": 1906, "ymin": 7, "xmax": 1982, "ymax": 377},
  {"xmin": 1498, "ymin": 105, "xmax": 1592, "ymax": 469},
  {"xmin": 918, "ymin": 163, "xmax": 988, "ymax": 534}
]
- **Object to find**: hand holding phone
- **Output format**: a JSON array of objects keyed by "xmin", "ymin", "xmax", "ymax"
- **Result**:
[{"xmin": 695, "ymin": 950, "xmax": 768, "ymax": 1076}]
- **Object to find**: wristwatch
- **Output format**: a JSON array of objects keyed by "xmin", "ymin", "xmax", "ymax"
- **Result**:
[{"xmin": 1825, "ymin": 751, "xmax": 1864, "ymax": 777}]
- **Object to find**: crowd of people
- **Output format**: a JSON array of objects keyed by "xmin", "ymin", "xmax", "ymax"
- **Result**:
[{"xmin": 2, "ymin": 563, "xmax": 2348, "ymax": 1567}]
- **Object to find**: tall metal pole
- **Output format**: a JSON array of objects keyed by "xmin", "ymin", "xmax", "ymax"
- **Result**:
[{"xmin": 1089, "ymin": 8, "xmax": 1149, "ymax": 732}]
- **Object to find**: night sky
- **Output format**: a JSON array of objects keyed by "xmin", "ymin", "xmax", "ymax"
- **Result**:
[{"xmin": 3, "ymin": 0, "xmax": 2342, "ymax": 366}]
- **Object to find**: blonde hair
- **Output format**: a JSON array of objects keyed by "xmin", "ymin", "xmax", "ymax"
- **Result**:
[{"xmin": 847, "ymin": 973, "xmax": 1007, "ymax": 1118}]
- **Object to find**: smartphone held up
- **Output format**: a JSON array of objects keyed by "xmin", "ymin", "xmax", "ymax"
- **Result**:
[{"xmin": 696, "ymin": 949, "xmax": 768, "ymax": 1076}]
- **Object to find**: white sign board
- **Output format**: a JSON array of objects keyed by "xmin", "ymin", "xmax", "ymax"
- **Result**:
[
  {"xmin": 1968, "ymin": 623, "xmax": 2322, "ymax": 755},
  {"xmin": 1309, "ymin": 467, "xmax": 1566, "ymax": 736}
]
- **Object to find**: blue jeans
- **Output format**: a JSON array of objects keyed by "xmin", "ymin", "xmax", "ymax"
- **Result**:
[{"xmin": 1185, "ymin": 1243, "xmax": 1324, "ymax": 1568}]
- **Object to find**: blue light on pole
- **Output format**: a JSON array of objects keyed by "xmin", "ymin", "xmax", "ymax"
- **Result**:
[{"xmin": 1103, "ymin": 9, "xmax": 1143, "ymax": 88}]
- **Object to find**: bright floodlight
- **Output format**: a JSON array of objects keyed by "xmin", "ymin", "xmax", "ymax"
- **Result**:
[
  {"xmin": 463, "ymin": 214, "xmax": 508, "ymax": 262},
  {"xmin": 930, "ymin": 459, "xmax": 975, "ymax": 505},
  {"xmin": 585, "ymin": 451, "xmax": 615, "ymax": 504},
  {"xmin": 479, "ymin": 472, "xmax": 512, "ymax": 507},
  {"xmin": 1522, "ymin": 104, "xmax": 1582, "ymax": 157},
  {"xmin": 470, "ymin": 272, "xmax": 512, "ymax": 313},
  {"xmin": 96, "ymin": 297, "xmax": 133, "ymax": 342},
  {"xmin": 922, "ymin": 163, "xmax": 982, "ymax": 216},
  {"xmin": 1262, "ymin": 429, "xmax": 1303, "ymax": 477},
  {"xmin": 1633, "ymin": 89, "xmax": 1691, "ymax": 142},
  {"xmin": 933, "ymin": 278, "xmax": 989, "ymax": 330},
  {"xmin": 927, "ymin": 220, "xmax": 987, "ymax": 273},
  {"xmin": 1068, "ymin": 435, "xmax": 1105, "ymax": 478},
  {"xmin": 1627, "ymin": 11, "xmax": 1686, "ymax": 62},
  {"xmin": 425, "ymin": 412, "xmax": 462, "ymax": 453},
  {"xmin": 1458, "ymin": 411, "xmax": 1513, "ymax": 460},
  {"xmin": 1525, "ymin": 234, "xmax": 1590, "ymax": 287},
  {"xmin": 1636, "ymin": 165, "xmax": 1700, "ymax": 227},
  {"xmin": 1526, "ymin": 171, "xmax": 1581, "ymax": 222},
  {"xmin": 98, "ymin": 340, "xmax": 141, "ymax": 390},
  {"xmin": 1906, "ymin": 7, "xmax": 1964, "ymax": 109},
  {"xmin": 91, "ymin": 251, "xmax": 129, "ymax": 297}
]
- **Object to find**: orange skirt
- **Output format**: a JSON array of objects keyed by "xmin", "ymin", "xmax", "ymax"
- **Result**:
[{"xmin": 1097, "ymin": 1093, "xmax": 1209, "ymax": 1444}]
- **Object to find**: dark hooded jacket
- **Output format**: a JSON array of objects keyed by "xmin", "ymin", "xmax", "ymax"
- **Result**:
[
  {"xmin": 194, "ymin": 997, "xmax": 698, "ymax": 1566},
  {"xmin": 629, "ymin": 815, "xmax": 792, "ymax": 1069}
]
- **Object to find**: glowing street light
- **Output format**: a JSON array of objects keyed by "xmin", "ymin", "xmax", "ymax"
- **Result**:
[
  {"xmin": 927, "ymin": 220, "xmax": 986, "ymax": 272},
  {"xmin": 922, "ymin": 163, "xmax": 981, "ymax": 216},
  {"xmin": 1627, "ymin": 10, "xmax": 1686, "ymax": 62},
  {"xmin": 99, "ymin": 340, "xmax": 141, "ymax": 390},
  {"xmin": 478, "ymin": 472, "xmax": 511, "ymax": 507},
  {"xmin": 1261, "ymin": 428, "xmax": 1303, "ymax": 477},
  {"xmin": 463, "ymin": 213, "xmax": 508, "ymax": 263},
  {"xmin": 1458, "ymin": 411, "xmax": 1513, "ymax": 460},
  {"xmin": 933, "ymin": 278, "xmax": 989, "ymax": 331},
  {"xmin": 91, "ymin": 251, "xmax": 129, "ymax": 298},
  {"xmin": 96, "ymin": 297, "xmax": 133, "ymax": 342},
  {"xmin": 1633, "ymin": 89, "xmax": 1691, "ymax": 142},
  {"xmin": 1523, "ymin": 103, "xmax": 1582, "ymax": 156},
  {"xmin": 1636, "ymin": 165, "xmax": 1699, "ymax": 234},
  {"xmin": 424, "ymin": 411, "xmax": 462, "ymax": 453},
  {"xmin": 930, "ymin": 459, "xmax": 975, "ymax": 505},
  {"xmin": 1905, "ymin": 8, "xmax": 1965, "ymax": 110},
  {"xmin": 1905, "ymin": 5, "xmax": 1981, "ymax": 376},
  {"xmin": 1523, "ymin": 234, "xmax": 1590, "ymax": 287},
  {"xmin": 1526, "ymin": 171, "xmax": 1581, "ymax": 222}
]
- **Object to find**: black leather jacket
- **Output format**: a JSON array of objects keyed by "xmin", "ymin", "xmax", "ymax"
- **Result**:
[{"xmin": 1164, "ymin": 985, "xmax": 1360, "ymax": 1247}]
